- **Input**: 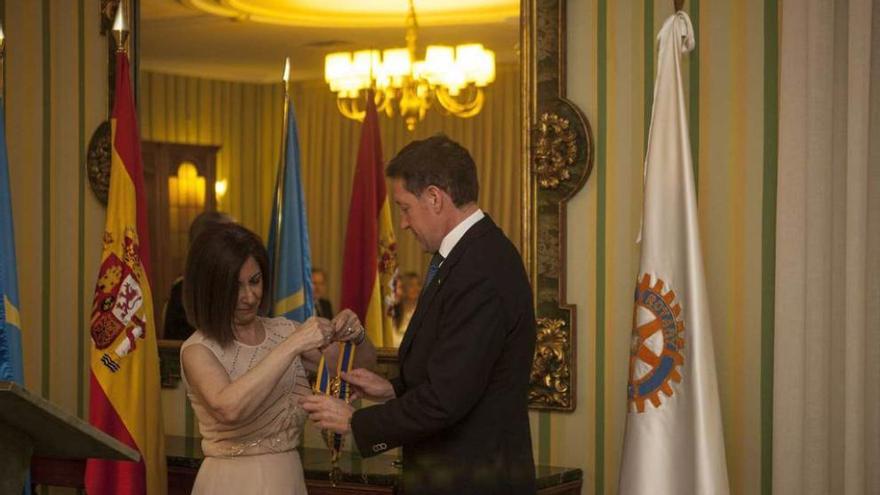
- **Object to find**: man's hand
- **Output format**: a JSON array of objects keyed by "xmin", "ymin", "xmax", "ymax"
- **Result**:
[
  {"xmin": 300, "ymin": 395, "xmax": 354, "ymax": 434},
  {"xmin": 341, "ymin": 368, "xmax": 395, "ymax": 403}
]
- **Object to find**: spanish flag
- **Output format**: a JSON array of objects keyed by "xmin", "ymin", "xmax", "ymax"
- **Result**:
[
  {"xmin": 340, "ymin": 94, "xmax": 399, "ymax": 347},
  {"xmin": 85, "ymin": 51, "xmax": 166, "ymax": 495}
]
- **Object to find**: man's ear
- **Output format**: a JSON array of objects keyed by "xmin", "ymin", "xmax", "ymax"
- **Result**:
[{"xmin": 424, "ymin": 185, "xmax": 444, "ymax": 212}]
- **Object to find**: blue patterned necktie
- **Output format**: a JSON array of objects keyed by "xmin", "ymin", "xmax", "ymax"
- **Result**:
[{"xmin": 423, "ymin": 252, "xmax": 445, "ymax": 291}]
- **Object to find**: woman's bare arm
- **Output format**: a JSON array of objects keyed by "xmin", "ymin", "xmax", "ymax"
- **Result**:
[{"xmin": 183, "ymin": 317, "xmax": 330, "ymax": 425}]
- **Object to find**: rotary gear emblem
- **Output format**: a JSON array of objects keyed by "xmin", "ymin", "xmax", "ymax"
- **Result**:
[{"xmin": 628, "ymin": 273, "xmax": 685, "ymax": 412}]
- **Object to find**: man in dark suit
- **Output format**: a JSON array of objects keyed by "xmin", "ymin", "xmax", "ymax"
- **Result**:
[{"xmin": 302, "ymin": 135, "xmax": 536, "ymax": 494}]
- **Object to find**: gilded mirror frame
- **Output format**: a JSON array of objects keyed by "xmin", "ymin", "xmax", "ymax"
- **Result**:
[
  {"xmin": 522, "ymin": 0, "xmax": 593, "ymax": 411},
  {"xmin": 97, "ymin": 0, "xmax": 593, "ymax": 412}
]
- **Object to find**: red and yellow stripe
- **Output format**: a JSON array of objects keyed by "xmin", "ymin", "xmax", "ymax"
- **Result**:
[
  {"xmin": 340, "ymin": 94, "xmax": 398, "ymax": 347},
  {"xmin": 85, "ymin": 52, "xmax": 166, "ymax": 495}
]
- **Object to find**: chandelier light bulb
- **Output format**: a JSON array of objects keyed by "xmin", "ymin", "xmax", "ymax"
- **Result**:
[{"xmin": 322, "ymin": 2, "xmax": 495, "ymax": 129}]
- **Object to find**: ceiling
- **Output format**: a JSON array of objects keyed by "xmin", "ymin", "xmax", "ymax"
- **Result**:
[{"xmin": 140, "ymin": 0, "xmax": 520, "ymax": 83}]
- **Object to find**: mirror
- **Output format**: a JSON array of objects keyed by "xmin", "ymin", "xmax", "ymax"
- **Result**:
[
  {"xmin": 99, "ymin": 0, "xmax": 591, "ymax": 412},
  {"xmin": 136, "ymin": 0, "xmax": 522, "ymax": 351}
]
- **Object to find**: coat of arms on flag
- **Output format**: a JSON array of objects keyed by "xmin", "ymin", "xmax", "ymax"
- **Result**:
[{"xmin": 91, "ymin": 228, "xmax": 148, "ymax": 363}]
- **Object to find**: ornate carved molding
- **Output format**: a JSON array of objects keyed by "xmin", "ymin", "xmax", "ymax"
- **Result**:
[
  {"xmin": 534, "ymin": 113, "xmax": 577, "ymax": 189},
  {"xmin": 100, "ymin": 0, "xmax": 121, "ymax": 35},
  {"xmin": 529, "ymin": 318, "xmax": 572, "ymax": 410},
  {"xmin": 526, "ymin": 0, "xmax": 594, "ymax": 412},
  {"xmin": 87, "ymin": 120, "xmax": 112, "ymax": 205}
]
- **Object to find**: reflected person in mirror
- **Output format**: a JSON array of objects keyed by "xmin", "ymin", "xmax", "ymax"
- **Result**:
[
  {"xmin": 311, "ymin": 267, "xmax": 334, "ymax": 318},
  {"xmin": 179, "ymin": 223, "xmax": 376, "ymax": 495},
  {"xmin": 302, "ymin": 134, "xmax": 537, "ymax": 495},
  {"xmin": 162, "ymin": 210, "xmax": 234, "ymax": 340},
  {"xmin": 390, "ymin": 271, "xmax": 420, "ymax": 347}
]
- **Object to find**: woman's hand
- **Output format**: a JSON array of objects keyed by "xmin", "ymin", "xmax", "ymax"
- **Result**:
[
  {"xmin": 331, "ymin": 309, "xmax": 366, "ymax": 344},
  {"xmin": 288, "ymin": 316, "xmax": 334, "ymax": 352}
]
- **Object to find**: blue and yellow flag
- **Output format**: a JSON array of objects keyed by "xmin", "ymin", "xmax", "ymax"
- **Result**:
[
  {"xmin": 0, "ymin": 97, "xmax": 24, "ymax": 386},
  {"xmin": 267, "ymin": 67, "xmax": 313, "ymax": 322}
]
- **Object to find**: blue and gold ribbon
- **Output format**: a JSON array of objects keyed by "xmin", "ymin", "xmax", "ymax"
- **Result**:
[{"xmin": 314, "ymin": 341, "xmax": 357, "ymax": 462}]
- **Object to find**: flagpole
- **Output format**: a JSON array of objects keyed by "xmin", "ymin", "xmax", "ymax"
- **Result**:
[
  {"xmin": 0, "ymin": 21, "xmax": 5, "ymax": 98},
  {"xmin": 272, "ymin": 58, "xmax": 291, "ymax": 303}
]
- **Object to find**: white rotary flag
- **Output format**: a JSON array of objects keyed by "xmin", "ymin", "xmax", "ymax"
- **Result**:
[{"xmin": 618, "ymin": 11, "xmax": 729, "ymax": 495}]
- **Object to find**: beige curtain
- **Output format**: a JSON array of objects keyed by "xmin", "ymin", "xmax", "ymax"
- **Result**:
[
  {"xmin": 774, "ymin": 0, "xmax": 879, "ymax": 493},
  {"xmin": 295, "ymin": 64, "xmax": 521, "ymax": 306},
  {"xmin": 141, "ymin": 65, "xmax": 521, "ymax": 314},
  {"xmin": 140, "ymin": 73, "xmax": 283, "ymax": 237}
]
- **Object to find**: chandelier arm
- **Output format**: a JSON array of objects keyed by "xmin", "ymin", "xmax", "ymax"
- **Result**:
[
  {"xmin": 375, "ymin": 89, "xmax": 393, "ymax": 117},
  {"xmin": 337, "ymin": 97, "xmax": 366, "ymax": 122},
  {"xmin": 435, "ymin": 87, "xmax": 485, "ymax": 118}
]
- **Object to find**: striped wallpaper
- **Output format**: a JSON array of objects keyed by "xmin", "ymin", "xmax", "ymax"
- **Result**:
[
  {"xmin": 3, "ymin": 1, "xmax": 783, "ymax": 494},
  {"xmin": 4, "ymin": 1, "xmax": 107, "ymax": 494},
  {"xmin": 542, "ymin": 0, "xmax": 779, "ymax": 494}
]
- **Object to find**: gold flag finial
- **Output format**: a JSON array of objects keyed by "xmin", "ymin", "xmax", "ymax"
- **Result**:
[
  {"xmin": 282, "ymin": 57, "xmax": 291, "ymax": 94},
  {"xmin": 112, "ymin": 1, "xmax": 129, "ymax": 53},
  {"xmin": 0, "ymin": 21, "xmax": 6, "ymax": 95}
]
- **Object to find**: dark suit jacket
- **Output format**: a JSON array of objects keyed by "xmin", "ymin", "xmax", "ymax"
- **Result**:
[
  {"xmin": 351, "ymin": 216, "xmax": 536, "ymax": 495},
  {"xmin": 315, "ymin": 298, "xmax": 333, "ymax": 318}
]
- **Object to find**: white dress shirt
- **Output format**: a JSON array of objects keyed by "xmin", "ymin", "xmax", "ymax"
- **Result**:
[{"xmin": 437, "ymin": 209, "xmax": 485, "ymax": 262}]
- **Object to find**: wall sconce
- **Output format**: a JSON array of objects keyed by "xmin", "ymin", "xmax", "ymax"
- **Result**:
[
  {"xmin": 168, "ymin": 162, "xmax": 205, "ymax": 252},
  {"xmin": 214, "ymin": 178, "xmax": 228, "ymax": 203},
  {"xmin": 168, "ymin": 162, "xmax": 206, "ymax": 209}
]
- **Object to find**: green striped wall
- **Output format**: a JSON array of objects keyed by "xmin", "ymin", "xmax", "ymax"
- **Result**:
[
  {"xmin": 40, "ymin": 0, "xmax": 50, "ymax": 400},
  {"xmin": 760, "ymin": 1, "xmax": 779, "ymax": 493},
  {"xmin": 4, "ymin": 0, "xmax": 108, "ymax": 493},
  {"xmin": 538, "ymin": 1, "xmax": 780, "ymax": 494}
]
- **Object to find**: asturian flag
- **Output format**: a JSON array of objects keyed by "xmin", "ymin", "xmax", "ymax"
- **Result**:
[
  {"xmin": 268, "ymin": 59, "xmax": 314, "ymax": 322},
  {"xmin": 618, "ymin": 11, "xmax": 729, "ymax": 495},
  {"xmin": 85, "ymin": 51, "xmax": 166, "ymax": 495},
  {"xmin": 1, "ymin": 97, "xmax": 30, "ymax": 495},
  {"xmin": 0, "ymin": 96, "xmax": 24, "ymax": 387}
]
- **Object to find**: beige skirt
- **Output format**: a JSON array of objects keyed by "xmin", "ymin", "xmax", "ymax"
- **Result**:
[{"xmin": 192, "ymin": 450, "xmax": 307, "ymax": 495}]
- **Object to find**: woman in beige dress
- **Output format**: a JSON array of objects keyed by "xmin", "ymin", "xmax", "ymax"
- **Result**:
[{"xmin": 179, "ymin": 223, "xmax": 375, "ymax": 494}]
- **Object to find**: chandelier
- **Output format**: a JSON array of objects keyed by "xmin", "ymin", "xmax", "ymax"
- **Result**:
[{"xmin": 323, "ymin": 0, "xmax": 496, "ymax": 131}]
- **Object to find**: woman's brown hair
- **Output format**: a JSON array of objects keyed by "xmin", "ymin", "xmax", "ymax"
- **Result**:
[{"xmin": 182, "ymin": 223, "xmax": 272, "ymax": 346}]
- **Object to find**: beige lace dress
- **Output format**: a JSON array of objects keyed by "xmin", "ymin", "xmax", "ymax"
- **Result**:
[{"xmin": 180, "ymin": 316, "xmax": 312, "ymax": 494}]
